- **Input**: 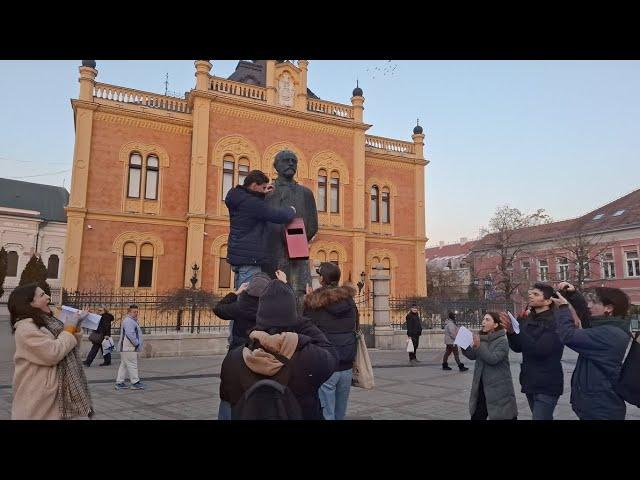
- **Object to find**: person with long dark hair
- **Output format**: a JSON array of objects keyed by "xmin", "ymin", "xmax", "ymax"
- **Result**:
[
  {"xmin": 461, "ymin": 312, "xmax": 517, "ymax": 420},
  {"xmin": 553, "ymin": 282, "xmax": 632, "ymax": 420},
  {"xmin": 9, "ymin": 284, "xmax": 94, "ymax": 419}
]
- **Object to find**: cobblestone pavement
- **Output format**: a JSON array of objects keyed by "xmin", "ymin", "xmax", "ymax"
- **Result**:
[{"xmin": 2, "ymin": 318, "xmax": 639, "ymax": 420}]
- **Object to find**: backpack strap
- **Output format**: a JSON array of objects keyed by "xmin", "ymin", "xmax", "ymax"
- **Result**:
[{"xmin": 244, "ymin": 379, "xmax": 287, "ymax": 398}]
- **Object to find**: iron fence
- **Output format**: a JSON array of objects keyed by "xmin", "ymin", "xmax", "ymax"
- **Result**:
[
  {"xmin": 61, "ymin": 289, "xmax": 226, "ymax": 334},
  {"xmin": 389, "ymin": 296, "xmax": 518, "ymax": 330}
]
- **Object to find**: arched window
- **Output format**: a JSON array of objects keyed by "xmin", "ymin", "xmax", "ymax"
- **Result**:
[
  {"xmin": 317, "ymin": 169, "xmax": 327, "ymax": 212},
  {"xmin": 381, "ymin": 187, "xmax": 390, "ymax": 223},
  {"xmin": 370, "ymin": 186, "xmax": 379, "ymax": 222},
  {"xmin": 238, "ymin": 157, "xmax": 250, "ymax": 186},
  {"xmin": 144, "ymin": 155, "xmax": 159, "ymax": 200},
  {"xmin": 120, "ymin": 242, "xmax": 137, "ymax": 287},
  {"xmin": 6, "ymin": 251, "xmax": 18, "ymax": 277},
  {"xmin": 218, "ymin": 245, "xmax": 232, "ymax": 289},
  {"xmin": 330, "ymin": 171, "xmax": 339, "ymax": 213},
  {"xmin": 329, "ymin": 250, "xmax": 339, "ymax": 266},
  {"xmin": 127, "ymin": 153, "xmax": 142, "ymax": 198},
  {"xmin": 316, "ymin": 250, "xmax": 327, "ymax": 263},
  {"xmin": 222, "ymin": 155, "xmax": 235, "ymax": 200},
  {"xmin": 46, "ymin": 255, "xmax": 59, "ymax": 279},
  {"xmin": 138, "ymin": 244, "xmax": 154, "ymax": 288}
]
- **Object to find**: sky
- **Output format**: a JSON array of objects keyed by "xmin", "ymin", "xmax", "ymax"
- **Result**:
[{"xmin": 1, "ymin": 60, "xmax": 639, "ymax": 247}]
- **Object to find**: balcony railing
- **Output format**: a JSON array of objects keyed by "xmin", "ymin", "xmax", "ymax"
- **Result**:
[
  {"xmin": 307, "ymin": 98, "xmax": 353, "ymax": 119},
  {"xmin": 209, "ymin": 77, "xmax": 266, "ymax": 101},
  {"xmin": 93, "ymin": 83, "xmax": 191, "ymax": 114},
  {"xmin": 365, "ymin": 135, "xmax": 415, "ymax": 155}
]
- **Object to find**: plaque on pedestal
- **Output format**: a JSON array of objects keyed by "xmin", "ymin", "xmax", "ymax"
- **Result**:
[{"xmin": 285, "ymin": 217, "xmax": 309, "ymax": 260}]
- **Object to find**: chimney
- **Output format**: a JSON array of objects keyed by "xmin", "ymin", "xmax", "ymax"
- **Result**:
[{"xmin": 460, "ymin": 237, "xmax": 468, "ymax": 244}]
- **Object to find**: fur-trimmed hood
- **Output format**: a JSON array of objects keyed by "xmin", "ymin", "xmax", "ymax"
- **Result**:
[{"xmin": 304, "ymin": 284, "xmax": 356, "ymax": 311}]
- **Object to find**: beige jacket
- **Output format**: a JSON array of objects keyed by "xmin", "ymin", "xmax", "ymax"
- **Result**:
[{"xmin": 11, "ymin": 318, "xmax": 82, "ymax": 420}]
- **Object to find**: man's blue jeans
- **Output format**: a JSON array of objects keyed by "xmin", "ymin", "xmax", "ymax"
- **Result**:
[
  {"xmin": 526, "ymin": 393, "xmax": 559, "ymax": 420},
  {"xmin": 218, "ymin": 400, "xmax": 232, "ymax": 420},
  {"xmin": 228, "ymin": 265, "xmax": 262, "ymax": 345},
  {"xmin": 318, "ymin": 369, "xmax": 353, "ymax": 420}
]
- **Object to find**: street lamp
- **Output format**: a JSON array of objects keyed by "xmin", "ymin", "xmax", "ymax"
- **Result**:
[
  {"xmin": 190, "ymin": 263, "xmax": 200, "ymax": 289},
  {"xmin": 357, "ymin": 271, "xmax": 366, "ymax": 294}
]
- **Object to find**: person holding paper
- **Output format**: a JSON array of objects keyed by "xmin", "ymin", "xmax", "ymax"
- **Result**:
[
  {"xmin": 442, "ymin": 312, "xmax": 468, "ymax": 371},
  {"xmin": 83, "ymin": 308, "xmax": 114, "ymax": 367},
  {"xmin": 8, "ymin": 284, "xmax": 94, "ymax": 419},
  {"xmin": 500, "ymin": 282, "xmax": 564, "ymax": 420},
  {"xmin": 461, "ymin": 312, "xmax": 517, "ymax": 420},
  {"xmin": 115, "ymin": 305, "xmax": 145, "ymax": 390}
]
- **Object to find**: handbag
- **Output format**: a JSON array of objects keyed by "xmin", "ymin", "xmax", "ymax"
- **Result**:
[
  {"xmin": 406, "ymin": 338, "xmax": 415, "ymax": 353},
  {"xmin": 352, "ymin": 331, "xmax": 375, "ymax": 389},
  {"xmin": 89, "ymin": 331, "xmax": 104, "ymax": 344}
]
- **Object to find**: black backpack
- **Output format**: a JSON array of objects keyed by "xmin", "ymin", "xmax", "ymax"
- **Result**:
[
  {"xmin": 231, "ymin": 353, "xmax": 303, "ymax": 420},
  {"xmin": 593, "ymin": 331, "xmax": 640, "ymax": 408},
  {"xmin": 615, "ymin": 331, "xmax": 640, "ymax": 408}
]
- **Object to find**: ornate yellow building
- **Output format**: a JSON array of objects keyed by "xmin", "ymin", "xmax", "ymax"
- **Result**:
[{"xmin": 62, "ymin": 60, "xmax": 428, "ymax": 296}]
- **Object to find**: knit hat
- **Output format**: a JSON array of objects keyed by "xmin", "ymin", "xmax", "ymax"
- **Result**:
[
  {"xmin": 246, "ymin": 272, "xmax": 271, "ymax": 298},
  {"xmin": 255, "ymin": 280, "xmax": 301, "ymax": 330}
]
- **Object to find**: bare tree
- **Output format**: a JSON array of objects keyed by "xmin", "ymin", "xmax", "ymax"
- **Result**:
[
  {"xmin": 556, "ymin": 229, "xmax": 615, "ymax": 289},
  {"xmin": 474, "ymin": 205, "xmax": 552, "ymax": 301},
  {"xmin": 426, "ymin": 264, "xmax": 466, "ymax": 300}
]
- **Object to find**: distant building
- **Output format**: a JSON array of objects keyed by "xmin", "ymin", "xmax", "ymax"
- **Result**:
[
  {"xmin": 426, "ymin": 189, "xmax": 640, "ymax": 305},
  {"xmin": 0, "ymin": 178, "xmax": 68, "ymax": 295}
]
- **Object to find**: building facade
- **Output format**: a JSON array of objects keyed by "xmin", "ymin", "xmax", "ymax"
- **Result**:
[
  {"xmin": 0, "ymin": 178, "xmax": 68, "ymax": 297},
  {"xmin": 425, "ymin": 189, "xmax": 640, "ymax": 306},
  {"xmin": 63, "ymin": 60, "xmax": 428, "ymax": 296}
]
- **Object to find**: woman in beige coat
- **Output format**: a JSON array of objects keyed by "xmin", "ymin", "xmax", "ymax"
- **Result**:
[{"xmin": 9, "ymin": 284, "xmax": 94, "ymax": 420}]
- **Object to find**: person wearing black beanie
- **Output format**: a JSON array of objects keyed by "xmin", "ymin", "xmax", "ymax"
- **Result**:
[{"xmin": 219, "ymin": 270, "xmax": 338, "ymax": 419}]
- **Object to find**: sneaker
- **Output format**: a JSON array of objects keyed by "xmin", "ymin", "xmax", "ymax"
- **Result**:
[
  {"xmin": 458, "ymin": 364, "xmax": 469, "ymax": 372},
  {"xmin": 131, "ymin": 382, "xmax": 145, "ymax": 390},
  {"xmin": 442, "ymin": 363, "xmax": 452, "ymax": 371},
  {"xmin": 114, "ymin": 383, "xmax": 129, "ymax": 390}
]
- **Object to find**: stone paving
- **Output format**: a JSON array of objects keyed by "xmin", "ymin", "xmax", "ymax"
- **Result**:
[{"xmin": 2, "ymin": 318, "xmax": 639, "ymax": 420}]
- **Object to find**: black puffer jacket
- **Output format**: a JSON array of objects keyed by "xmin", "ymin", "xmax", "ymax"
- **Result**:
[
  {"xmin": 225, "ymin": 185, "xmax": 296, "ymax": 266},
  {"xmin": 213, "ymin": 292, "xmax": 259, "ymax": 349},
  {"xmin": 219, "ymin": 320, "xmax": 338, "ymax": 419},
  {"xmin": 406, "ymin": 312, "xmax": 422, "ymax": 337},
  {"xmin": 303, "ymin": 285, "xmax": 358, "ymax": 371},
  {"xmin": 507, "ymin": 308, "xmax": 564, "ymax": 396}
]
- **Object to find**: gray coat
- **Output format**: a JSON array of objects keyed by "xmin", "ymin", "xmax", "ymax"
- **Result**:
[
  {"xmin": 444, "ymin": 319, "xmax": 458, "ymax": 345},
  {"xmin": 462, "ymin": 330, "xmax": 518, "ymax": 420}
]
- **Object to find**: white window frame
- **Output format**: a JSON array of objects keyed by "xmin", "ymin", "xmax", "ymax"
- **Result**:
[{"xmin": 625, "ymin": 249, "xmax": 640, "ymax": 278}]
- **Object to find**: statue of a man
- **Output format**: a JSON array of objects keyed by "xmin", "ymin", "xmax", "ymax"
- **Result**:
[{"xmin": 264, "ymin": 150, "xmax": 318, "ymax": 309}]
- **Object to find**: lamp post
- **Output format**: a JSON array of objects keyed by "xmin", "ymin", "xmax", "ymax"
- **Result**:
[
  {"xmin": 190, "ymin": 263, "xmax": 200, "ymax": 289},
  {"xmin": 189, "ymin": 263, "xmax": 199, "ymax": 333},
  {"xmin": 357, "ymin": 271, "xmax": 366, "ymax": 294}
]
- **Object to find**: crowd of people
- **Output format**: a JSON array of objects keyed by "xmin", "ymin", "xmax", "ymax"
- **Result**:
[{"xmin": 7, "ymin": 168, "xmax": 637, "ymax": 420}]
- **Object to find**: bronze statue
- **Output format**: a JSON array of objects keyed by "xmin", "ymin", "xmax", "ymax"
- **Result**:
[{"xmin": 264, "ymin": 150, "xmax": 318, "ymax": 309}]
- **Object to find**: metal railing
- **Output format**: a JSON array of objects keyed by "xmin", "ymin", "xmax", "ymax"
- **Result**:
[
  {"xmin": 388, "ymin": 296, "xmax": 517, "ymax": 330},
  {"xmin": 61, "ymin": 289, "xmax": 226, "ymax": 334}
]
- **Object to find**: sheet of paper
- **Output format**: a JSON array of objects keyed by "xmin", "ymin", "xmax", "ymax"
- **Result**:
[
  {"xmin": 60, "ymin": 305, "xmax": 101, "ymax": 330},
  {"xmin": 453, "ymin": 326, "xmax": 473, "ymax": 349},
  {"xmin": 507, "ymin": 311, "xmax": 520, "ymax": 334}
]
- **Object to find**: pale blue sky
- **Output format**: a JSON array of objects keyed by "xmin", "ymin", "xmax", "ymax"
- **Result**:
[{"xmin": 1, "ymin": 60, "xmax": 638, "ymax": 246}]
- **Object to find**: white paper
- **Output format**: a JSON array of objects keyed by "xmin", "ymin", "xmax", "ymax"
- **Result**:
[
  {"xmin": 453, "ymin": 326, "xmax": 473, "ymax": 350},
  {"xmin": 60, "ymin": 305, "xmax": 101, "ymax": 330},
  {"xmin": 507, "ymin": 311, "xmax": 520, "ymax": 334},
  {"xmin": 102, "ymin": 337, "xmax": 114, "ymax": 351}
]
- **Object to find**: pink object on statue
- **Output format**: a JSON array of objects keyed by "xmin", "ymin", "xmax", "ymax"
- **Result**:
[{"xmin": 284, "ymin": 217, "xmax": 309, "ymax": 259}]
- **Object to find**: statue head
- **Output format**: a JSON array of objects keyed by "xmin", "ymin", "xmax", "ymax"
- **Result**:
[{"xmin": 273, "ymin": 150, "xmax": 298, "ymax": 180}]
